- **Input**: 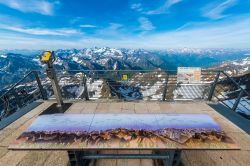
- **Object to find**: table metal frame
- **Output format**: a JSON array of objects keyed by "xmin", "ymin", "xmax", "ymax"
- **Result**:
[{"xmin": 68, "ymin": 150, "xmax": 182, "ymax": 166}]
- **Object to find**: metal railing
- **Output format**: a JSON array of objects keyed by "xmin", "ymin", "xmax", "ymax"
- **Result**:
[
  {"xmin": 1, "ymin": 69, "xmax": 249, "ymax": 121},
  {"xmin": 0, "ymin": 71, "xmax": 47, "ymax": 120},
  {"xmin": 53, "ymin": 69, "xmax": 218, "ymax": 101},
  {"xmin": 208, "ymin": 71, "xmax": 250, "ymax": 116}
]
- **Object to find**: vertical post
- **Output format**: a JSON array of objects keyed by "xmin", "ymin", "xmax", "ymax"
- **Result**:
[
  {"xmin": 208, "ymin": 71, "xmax": 220, "ymax": 101},
  {"xmin": 232, "ymin": 89, "xmax": 244, "ymax": 112},
  {"xmin": 34, "ymin": 71, "xmax": 47, "ymax": 100},
  {"xmin": 83, "ymin": 75, "xmax": 89, "ymax": 100},
  {"xmin": 12, "ymin": 89, "xmax": 22, "ymax": 108},
  {"xmin": 46, "ymin": 66, "xmax": 64, "ymax": 107},
  {"xmin": 162, "ymin": 74, "xmax": 169, "ymax": 101}
]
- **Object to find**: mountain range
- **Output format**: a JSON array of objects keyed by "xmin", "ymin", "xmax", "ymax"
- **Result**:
[{"xmin": 1, "ymin": 47, "xmax": 250, "ymax": 90}]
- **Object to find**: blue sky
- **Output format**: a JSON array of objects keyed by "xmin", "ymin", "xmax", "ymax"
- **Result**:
[{"xmin": 0, "ymin": 0, "xmax": 250, "ymax": 49}]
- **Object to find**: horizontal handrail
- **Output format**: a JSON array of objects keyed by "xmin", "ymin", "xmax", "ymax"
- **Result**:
[
  {"xmin": 221, "ymin": 71, "xmax": 250, "ymax": 97},
  {"xmin": 0, "ymin": 71, "xmax": 35, "ymax": 99}
]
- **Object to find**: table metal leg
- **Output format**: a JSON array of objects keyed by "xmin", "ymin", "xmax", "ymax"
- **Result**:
[
  {"xmin": 154, "ymin": 150, "xmax": 182, "ymax": 166},
  {"xmin": 68, "ymin": 151, "xmax": 97, "ymax": 166}
]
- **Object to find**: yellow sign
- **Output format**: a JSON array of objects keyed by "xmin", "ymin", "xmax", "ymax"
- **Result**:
[
  {"xmin": 41, "ymin": 51, "xmax": 52, "ymax": 62},
  {"xmin": 121, "ymin": 74, "xmax": 128, "ymax": 81}
]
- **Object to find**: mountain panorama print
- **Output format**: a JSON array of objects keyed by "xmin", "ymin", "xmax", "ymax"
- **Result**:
[{"xmin": 9, "ymin": 114, "xmax": 239, "ymax": 150}]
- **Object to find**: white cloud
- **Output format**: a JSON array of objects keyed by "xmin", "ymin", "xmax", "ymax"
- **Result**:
[
  {"xmin": 80, "ymin": 24, "xmax": 97, "ymax": 28},
  {"xmin": 202, "ymin": 0, "xmax": 237, "ymax": 19},
  {"xmin": 138, "ymin": 17, "xmax": 155, "ymax": 31},
  {"xmin": 0, "ymin": 16, "xmax": 250, "ymax": 49},
  {"xmin": 131, "ymin": 3, "xmax": 143, "ymax": 12},
  {"xmin": 95, "ymin": 23, "xmax": 124, "ymax": 38},
  {"xmin": 0, "ymin": 25, "xmax": 79, "ymax": 36},
  {"xmin": 0, "ymin": 0, "xmax": 59, "ymax": 15},
  {"xmin": 146, "ymin": 0, "xmax": 182, "ymax": 15}
]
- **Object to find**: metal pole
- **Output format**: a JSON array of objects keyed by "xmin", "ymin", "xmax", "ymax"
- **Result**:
[
  {"xmin": 232, "ymin": 89, "xmax": 244, "ymax": 112},
  {"xmin": 162, "ymin": 74, "xmax": 169, "ymax": 101},
  {"xmin": 83, "ymin": 75, "xmax": 89, "ymax": 100},
  {"xmin": 208, "ymin": 71, "xmax": 220, "ymax": 101},
  {"xmin": 34, "ymin": 71, "xmax": 47, "ymax": 100},
  {"xmin": 47, "ymin": 66, "xmax": 64, "ymax": 107},
  {"xmin": 12, "ymin": 90, "xmax": 22, "ymax": 108}
]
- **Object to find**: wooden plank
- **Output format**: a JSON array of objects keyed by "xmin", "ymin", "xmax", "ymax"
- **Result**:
[
  {"xmin": 109, "ymin": 102, "xmax": 122, "ymax": 113},
  {"xmin": 147, "ymin": 102, "xmax": 161, "ymax": 113},
  {"xmin": 206, "ymin": 150, "xmax": 250, "ymax": 166},
  {"xmin": 15, "ymin": 151, "xmax": 51, "ymax": 166},
  {"xmin": 180, "ymin": 152, "xmax": 192, "ymax": 166},
  {"xmin": 0, "ymin": 147, "xmax": 8, "ymax": 158},
  {"xmin": 0, "ymin": 150, "xmax": 28, "ymax": 166},
  {"xmin": 121, "ymin": 102, "xmax": 135, "ymax": 113},
  {"xmin": 134, "ymin": 102, "xmax": 148, "ymax": 113},
  {"xmin": 41, "ymin": 151, "xmax": 69, "ymax": 166},
  {"xmin": 159, "ymin": 102, "xmax": 215, "ymax": 113},
  {"xmin": 96, "ymin": 102, "xmax": 110, "ymax": 113},
  {"xmin": 82, "ymin": 102, "xmax": 98, "ymax": 113},
  {"xmin": 65, "ymin": 102, "xmax": 85, "ymax": 113},
  {"xmin": 183, "ymin": 150, "xmax": 216, "ymax": 166}
]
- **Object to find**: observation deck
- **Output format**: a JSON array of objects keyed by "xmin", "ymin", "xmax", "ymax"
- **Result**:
[{"xmin": 0, "ymin": 100, "xmax": 250, "ymax": 166}]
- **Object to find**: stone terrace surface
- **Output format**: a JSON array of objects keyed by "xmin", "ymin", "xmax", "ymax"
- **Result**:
[{"xmin": 0, "ymin": 101, "xmax": 250, "ymax": 166}]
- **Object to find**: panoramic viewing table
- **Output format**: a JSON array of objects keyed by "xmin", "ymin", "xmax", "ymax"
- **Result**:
[
  {"xmin": 1, "ymin": 101, "xmax": 249, "ymax": 166},
  {"xmin": 8, "ymin": 103, "xmax": 240, "ymax": 166}
]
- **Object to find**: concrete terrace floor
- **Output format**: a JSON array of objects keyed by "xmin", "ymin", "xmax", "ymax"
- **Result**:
[{"xmin": 0, "ymin": 100, "xmax": 250, "ymax": 166}]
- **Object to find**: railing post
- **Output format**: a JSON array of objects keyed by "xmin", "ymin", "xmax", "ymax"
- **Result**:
[
  {"xmin": 208, "ymin": 71, "xmax": 220, "ymax": 101},
  {"xmin": 12, "ymin": 90, "xmax": 22, "ymax": 108},
  {"xmin": 83, "ymin": 75, "xmax": 89, "ymax": 100},
  {"xmin": 34, "ymin": 71, "xmax": 47, "ymax": 100},
  {"xmin": 162, "ymin": 74, "xmax": 169, "ymax": 101},
  {"xmin": 232, "ymin": 89, "xmax": 244, "ymax": 112}
]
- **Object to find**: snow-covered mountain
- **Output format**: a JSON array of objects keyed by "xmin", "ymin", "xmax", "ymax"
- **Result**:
[
  {"xmin": 209, "ymin": 57, "xmax": 250, "ymax": 75},
  {"xmin": 0, "ymin": 47, "xmax": 249, "ymax": 94}
]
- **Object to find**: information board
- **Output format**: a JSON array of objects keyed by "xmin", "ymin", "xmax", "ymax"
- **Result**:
[
  {"xmin": 177, "ymin": 67, "xmax": 201, "ymax": 83},
  {"xmin": 9, "ymin": 114, "xmax": 239, "ymax": 150}
]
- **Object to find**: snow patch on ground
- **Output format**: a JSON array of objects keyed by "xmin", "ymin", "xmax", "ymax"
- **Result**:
[{"xmin": 87, "ymin": 79, "xmax": 103, "ymax": 99}]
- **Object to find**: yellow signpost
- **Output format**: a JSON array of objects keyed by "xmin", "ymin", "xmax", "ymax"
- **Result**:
[{"xmin": 121, "ymin": 74, "xmax": 128, "ymax": 81}]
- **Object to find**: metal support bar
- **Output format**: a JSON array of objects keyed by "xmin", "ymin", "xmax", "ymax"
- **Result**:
[
  {"xmin": 68, "ymin": 150, "xmax": 181, "ymax": 166},
  {"xmin": 162, "ymin": 74, "xmax": 169, "ymax": 101},
  {"xmin": 208, "ymin": 71, "xmax": 220, "ymax": 101},
  {"xmin": 83, "ymin": 75, "xmax": 89, "ymax": 100},
  {"xmin": 232, "ymin": 89, "xmax": 244, "ymax": 112},
  {"xmin": 34, "ymin": 71, "xmax": 47, "ymax": 100},
  {"xmin": 12, "ymin": 90, "xmax": 22, "ymax": 108},
  {"xmin": 82, "ymin": 153, "xmax": 170, "ymax": 159}
]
